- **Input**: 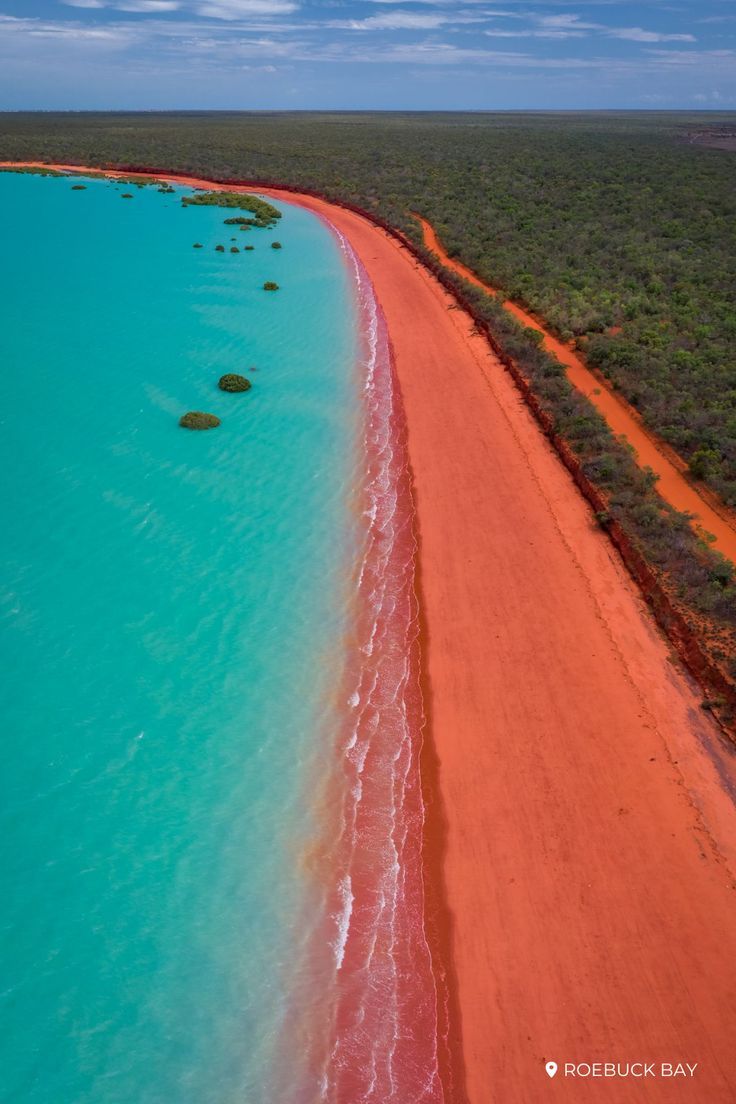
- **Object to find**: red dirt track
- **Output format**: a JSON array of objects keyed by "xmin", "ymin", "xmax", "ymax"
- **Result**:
[
  {"xmin": 6, "ymin": 164, "xmax": 736, "ymax": 1103},
  {"xmin": 417, "ymin": 215, "xmax": 736, "ymax": 565}
]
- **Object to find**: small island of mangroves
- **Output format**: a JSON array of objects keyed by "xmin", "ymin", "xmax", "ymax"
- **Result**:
[
  {"xmin": 218, "ymin": 374, "xmax": 252, "ymax": 392},
  {"xmin": 179, "ymin": 411, "xmax": 221, "ymax": 429},
  {"xmin": 182, "ymin": 190, "xmax": 282, "ymax": 228}
]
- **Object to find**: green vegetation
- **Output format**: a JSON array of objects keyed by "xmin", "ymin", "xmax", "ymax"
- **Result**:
[
  {"xmin": 451, "ymin": 272, "xmax": 736, "ymax": 636},
  {"xmin": 114, "ymin": 176, "xmax": 158, "ymax": 187},
  {"xmin": 1, "ymin": 165, "xmax": 61, "ymax": 176},
  {"xmin": 218, "ymin": 373, "xmax": 252, "ymax": 392},
  {"xmin": 182, "ymin": 191, "xmax": 282, "ymax": 227},
  {"xmin": 263, "ymin": 281, "xmax": 279, "ymax": 291},
  {"xmin": 179, "ymin": 411, "xmax": 220, "ymax": 430},
  {"xmin": 2, "ymin": 111, "xmax": 735, "ymax": 685},
  {"xmin": 689, "ymin": 448, "xmax": 721, "ymax": 482}
]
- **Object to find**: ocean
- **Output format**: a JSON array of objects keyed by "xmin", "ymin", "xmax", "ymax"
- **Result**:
[{"xmin": 0, "ymin": 169, "xmax": 442, "ymax": 1104}]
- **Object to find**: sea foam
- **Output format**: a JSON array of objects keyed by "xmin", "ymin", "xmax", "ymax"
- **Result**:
[{"xmin": 314, "ymin": 226, "xmax": 446, "ymax": 1104}]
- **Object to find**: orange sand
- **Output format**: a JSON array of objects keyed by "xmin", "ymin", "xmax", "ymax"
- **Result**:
[
  {"xmin": 6, "ymin": 164, "xmax": 736, "ymax": 1103},
  {"xmin": 418, "ymin": 215, "xmax": 736, "ymax": 564},
  {"xmin": 303, "ymin": 196, "xmax": 736, "ymax": 1104}
]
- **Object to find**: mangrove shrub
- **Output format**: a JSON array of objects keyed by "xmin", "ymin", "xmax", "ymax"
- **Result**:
[
  {"xmin": 182, "ymin": 192, "xmax": 282, "ymax": 228},
  {"xmin": 179, "ymin": 411, "xmax": 221, "ymax": 430},
  {"xmin": 218, "ymin": 374, "xmax": 252, "ymax": 393}
]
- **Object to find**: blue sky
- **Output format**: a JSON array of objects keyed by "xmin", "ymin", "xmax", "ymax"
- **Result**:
[{"xmin": 0, "ymin": 0, "xmax": 735, "ymax": 110}]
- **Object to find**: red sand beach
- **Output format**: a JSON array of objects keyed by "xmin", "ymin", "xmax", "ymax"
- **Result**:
[
  {"xmin": 6, "ymin": 164, "xmax": 736, "ymax": 1103},
  {"xmin": 292, "ymin": 193, "xmax": 736, "ymax": 1104}
]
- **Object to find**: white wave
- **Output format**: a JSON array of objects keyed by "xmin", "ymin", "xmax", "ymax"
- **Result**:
[{"xmin": 333, "ymin": 874, "xmax": 354, "ymax": 971}]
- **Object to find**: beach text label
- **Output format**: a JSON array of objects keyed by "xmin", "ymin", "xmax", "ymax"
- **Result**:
[{"xmin": 554, "ymin": 1062, "xmax": 698, "ymax": 1079}]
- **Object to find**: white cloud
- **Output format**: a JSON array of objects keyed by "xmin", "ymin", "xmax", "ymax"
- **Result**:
[
  {"xmin": 330, "ymin": 40, "xmax": 612, "ymax": 67},
  {"xmin": 194, "ymin": 0, "xmax": 297, "ymax": 16},
  {"xmin": 609, "ymin": 27, "xmax": 696, "ymax": 43},
  {"xmin": 30, "ymin": 26, "xmax": 128, "ymax": 38},
  {"xmin": 482, "ymin": 13, "xmax": 597, "ymax": 40},
  {"xmin": 332, "ymin": 10, "xmax": 489, "ymax": 30},
  {"xmin": 537, "ymin": 14, "xmax": 602, "ymax": 31},
  {"xmin": 693, "ymin": 89, "xmax": 722, "ymax": 102},
  {"xmin": 337, "ymin": 11, "xmax": 446, "ymax": 28},
  {"xmin": 0, "ymin": 13, "xmax": 136, "ymax": 44},
  {"xmin": 116, "ymin": 1, "xmax": 181, "ymax": 10},
  {"xmin": 484, "ymin": 27, "xmax": 585, "ymax": 39},
  {"xmin": 482, "ymin": 13, "xmax": 697, "ymax": 45},
  {"xmin": 0, "ymin": 0, "xmax": 708, "ymax": 85},
  {"xmin": 647, "ymin": 48, "xmax": 734, "ymax": 67},
  {"xmin": 64, "ymin": 0, "xmax": 294, "ymax": 14}
]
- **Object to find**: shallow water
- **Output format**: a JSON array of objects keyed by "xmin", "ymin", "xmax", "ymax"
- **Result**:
[{"xmin": 0, "ymin": 170, "xmax": 362, "ymax": 1104}]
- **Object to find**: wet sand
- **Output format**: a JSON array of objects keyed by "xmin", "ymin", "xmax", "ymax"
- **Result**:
[
  {"xmin": 417, "ymin": 215, "xmax": 736, "ymax": 565},
  {"xmin": 6, "ymin": 164, "xmax": 736, "ymax": 1103}
]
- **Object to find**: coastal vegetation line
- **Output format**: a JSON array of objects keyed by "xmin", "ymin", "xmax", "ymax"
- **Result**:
[{"xmin": 416, "ymin": 213, "xmax": 736, "ymax": 561}]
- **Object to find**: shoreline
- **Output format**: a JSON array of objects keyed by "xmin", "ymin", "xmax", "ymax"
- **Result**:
[
  {"xmin": 280, "ymin": 200, "xmax": 465, "ymax": 1102},
  {"xmin": 2, "ymin": 161, "xmax": 459, "ymax": 1101},
  {"xmin": 8, "ymin": 163, "xmax": 736, "ymax": 1102},
  {"xmin": 312, "ymin": 222, "xmax": 451, "ymax": 1102}
]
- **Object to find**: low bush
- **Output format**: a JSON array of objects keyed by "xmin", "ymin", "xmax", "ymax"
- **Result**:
[
  {"xmin": 179, "ymin": 411, "xmax": 221, "ymax": 430},
  {"xmin": 218, "ymin": 373, "xmax": 252, "ymax": 392}
]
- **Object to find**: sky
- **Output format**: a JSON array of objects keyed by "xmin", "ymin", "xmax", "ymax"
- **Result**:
[{"xmin": 0, "ymin": 0, "xmax": 735, "ymax": 110}]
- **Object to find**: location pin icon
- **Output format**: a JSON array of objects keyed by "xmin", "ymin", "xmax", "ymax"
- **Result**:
[{"xmin": 546, "ymin": 1061, "xmax": 558, "ymax": 1078}]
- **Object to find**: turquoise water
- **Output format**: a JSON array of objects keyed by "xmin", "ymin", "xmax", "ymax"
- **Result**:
[{"xmin": 0, "ymin": 171, "xmax": 360, "ymax": 1103}]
